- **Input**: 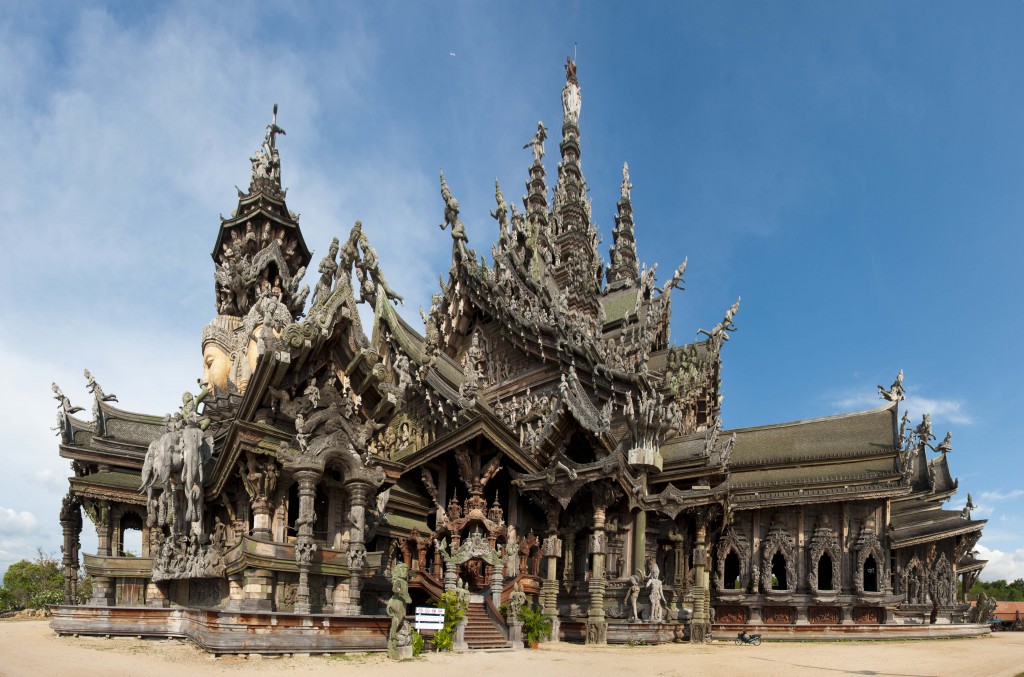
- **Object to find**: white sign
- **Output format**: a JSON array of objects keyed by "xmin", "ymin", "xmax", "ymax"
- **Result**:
[{"xmin": 414, "ymin": 606, "xmax": 445, "ymax": 631}]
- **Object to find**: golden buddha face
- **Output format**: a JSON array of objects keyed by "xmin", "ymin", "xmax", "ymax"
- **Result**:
[
  {"xmin": 202, "ymin": 343, "xmax": 231, "ymax": 392},
  {"xmin": 246, "ymin": 323, "xmax": 283, "ymax": 378}
]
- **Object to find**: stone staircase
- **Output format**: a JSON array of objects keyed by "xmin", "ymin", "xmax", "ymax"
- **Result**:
[{"xmin": 464, "ymin": 602, "xmax": 510, "ymax": 649}]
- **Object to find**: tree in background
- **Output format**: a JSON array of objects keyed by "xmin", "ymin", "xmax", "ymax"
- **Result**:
[
  {"xmin": 970, "ymin": 579, "xmax": 1024, "ymax": 602},
  {"xmin": 1, "ymin": 550, "xmax": 65, "ymax": 611}
]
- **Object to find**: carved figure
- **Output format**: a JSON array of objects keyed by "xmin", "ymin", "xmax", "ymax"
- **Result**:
[
  {"xmin": 625, "ymin": 572, "xmax": 642, "ymax": 622},
  {"xmin": 877, "ymin": 369, "xmax": 905, "ymax": 402},
  {"xmin": 523, "ymin": 121, "xmax": 548, "ymax": 163},
  {"xmin": 311, "ymin": 237, "xmax": 339, "ymax": 307},
  {"xmin": 645, "ymin": 562, "xmax": 667, "ymax": 623},
  {"xmin": 438, "ymin": 171, "xmax": 468, "ymax": 243},
  {"xmin": 52, "ymin": 383, "xmax": 84, "ymax": 415},
  {"xmin": 509, "ymin": 582, "xmax": 527, "ymax": 621},
  {"xmin": 387, "ymin": 562, "xmax": 412, "ymax": 649}
]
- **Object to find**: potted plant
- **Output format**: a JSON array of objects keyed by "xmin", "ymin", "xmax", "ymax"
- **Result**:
[{"xmin": 519, "ymin": 605, "xmax": 553, "ymax": 649}]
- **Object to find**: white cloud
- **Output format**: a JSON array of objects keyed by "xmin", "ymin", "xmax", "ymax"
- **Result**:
[
  {"xmin": 0, "ymin": 508, "xmax": 38, "ymax": 536},
  {"xmin": 976, "ymin": 543, "xmax": 1024, "ymax": 582}
]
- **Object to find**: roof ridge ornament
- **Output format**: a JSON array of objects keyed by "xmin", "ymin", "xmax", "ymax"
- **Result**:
[{"xmin": 877, "ymin": 369, "xmax": 905, "ymax": 402}]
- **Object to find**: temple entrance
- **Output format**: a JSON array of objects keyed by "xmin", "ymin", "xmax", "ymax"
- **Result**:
[
  {"xmin": 771, "ymin": 552, "xmax": 788, "ymax": 590},
  {"xmin": 864, "ymin": 555, "xmax": 878, "ymax": 592},
  {"xmin": 819, "ymin": 553, "xmax": 834, "ymax": 590}
]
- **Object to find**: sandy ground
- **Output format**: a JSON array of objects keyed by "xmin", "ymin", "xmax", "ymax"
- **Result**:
[{"xmin": 0, "ymin": 620, "xmax": 1022, "ymax": 677}]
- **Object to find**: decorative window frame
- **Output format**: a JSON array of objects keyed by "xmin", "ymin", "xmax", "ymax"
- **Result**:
[
  {"xmin": 760, "ymin": 522, "xmax": 797, "ymax": 593},
  {"xmin": 714, "ymin": 526, "xmax": 751, "ymax": 592},
  {"xmin": 854, "ymin": 527, "xmax": 886, "ymax": 595},
  {"xmin": 807, "ymin": 524, "xmax": 842, "ymax": 593}
]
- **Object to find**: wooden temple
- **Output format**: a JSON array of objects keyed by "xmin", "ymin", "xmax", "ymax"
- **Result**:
[{"xmin": 50, "ymin": 60, "xmax": 988, "ymax": 653}]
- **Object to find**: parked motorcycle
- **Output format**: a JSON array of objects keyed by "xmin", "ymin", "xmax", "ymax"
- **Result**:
[{"xmin": 735, "ymin": 632, "xmax": 762, "ymax": 646}]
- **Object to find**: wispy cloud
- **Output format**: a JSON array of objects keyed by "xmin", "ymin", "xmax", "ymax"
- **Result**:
[
  {"xmin": 980, "ymin": 489, "xmax": 1024, "ymax": 502},
  {"xmin": 832, "ymin": 384, "xmax": 973, "ymax": 427}
]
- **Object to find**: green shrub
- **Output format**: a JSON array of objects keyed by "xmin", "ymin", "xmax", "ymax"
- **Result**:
[
  {"xmin": 411, "ymin": 629, "xmax": 424, "ymax": 657},
  {"xmin": 519, "ymin": 605, "xmax": 552, "ymax": 646},
  {"xmin": 430, "ymin": 590, "xmax": 467, "ymax": 652}
]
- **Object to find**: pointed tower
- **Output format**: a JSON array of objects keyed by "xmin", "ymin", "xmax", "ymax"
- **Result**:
[
  {"xmin": 551, "ymin": 57, "xmax": 603, "ymax": 332},
  {"xmin": 606, "ymin": 162, "xmax": 640, "ymax": 292},
  {"xmin": 211, "ymin": 105, "xmax": 311, "ymax": 320}
]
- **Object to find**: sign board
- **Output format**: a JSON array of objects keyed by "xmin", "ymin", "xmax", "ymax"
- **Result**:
[{"xmin": 414, "ymin": 606, "xmax": 445, "ymax": 631}]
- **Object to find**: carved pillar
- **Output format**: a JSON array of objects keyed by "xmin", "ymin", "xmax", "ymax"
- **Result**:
[
  {"xmin": 540, "ymin": 532, "xmax": 562, "ymax": 642},
  {"xmin": 338, "ymin": 480, "xmax": 372, "ymax": 615},
  {"xmin": 669, "ymin": 530, "xmax": 685, "ymax": 619},
  {"xmin": 60, "ymin": 494, "xmax": 82, "ymax": 605},
  {"xmin": 632, "ymin": 509, "xmax": 647, "ymax": 573},
  {"xmin": 690, "ymin": 518, "xmax": 711, "ymax": 643},
  {"xmin": 292, "ymin": 468, "xmax": 320, "ymax": 615},
  {"xmin": 587, "ymin": 503, "xmax": 608, "ymax": 645}
]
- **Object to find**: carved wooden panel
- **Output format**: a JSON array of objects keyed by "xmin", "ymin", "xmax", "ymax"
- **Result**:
[
  {"xmin": 715, "ymin": 605, "xmax": 748, "ymax": 623},
  {"xmin": 762, "ymin": 606, "xmax": 795, "ymax": 625},
  {"xmin": 853, "ymin": 607, "xmax": 882, "ymax": 624},
  {"xmin": 809, "ymin": 606, "xmax": 841, "ymax": 625}
]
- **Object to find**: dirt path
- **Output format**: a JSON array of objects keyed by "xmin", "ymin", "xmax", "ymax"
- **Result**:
[{"xmin": 1, "ymin": 621, "xmax": 1022, "ymax": 677}]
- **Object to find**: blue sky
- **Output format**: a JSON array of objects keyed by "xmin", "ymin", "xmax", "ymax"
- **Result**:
[{"xmin": 1, "ymin": 1, "xmax": 1021, "ymax": 580}]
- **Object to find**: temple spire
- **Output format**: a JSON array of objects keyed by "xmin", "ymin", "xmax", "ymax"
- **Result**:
[
  {"xmin": 606, "ymin": 162, "xmax": 640, "ymax": 291},
  {"xmin": 551, "ymin": 56, "xmax": 602, "ymax": 332},
  {"xmin": 211, "ymin": 105, "xmax": 311, "ymax": 320}
]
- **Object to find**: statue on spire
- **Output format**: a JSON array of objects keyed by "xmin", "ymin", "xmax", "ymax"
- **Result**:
[
  {"xmin": 562, "ymin": 57, "xmax": 581, "ymax": 125},
  {"xmin": 250, "ymin": 104, "xmax": 286, "ymax": 187},
  {"xmin": 621, "ymin": 162, "xmax": 633, "ymax": 201},
  {"xmin": 523, "ymin": 122, "xmax": 548, "ymax": 163}
]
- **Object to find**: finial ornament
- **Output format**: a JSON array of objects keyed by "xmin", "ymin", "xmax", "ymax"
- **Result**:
[
  {"xmin": 878, "ymin": 369, "xmax": 905, "ymax": 402},
  {"xmin": 523, "ymin": 122, "xmax": 548, "ymax": 163},
  {"xmin": 621, "ymin": 162, "xmax": 632, "ymax": 201}
]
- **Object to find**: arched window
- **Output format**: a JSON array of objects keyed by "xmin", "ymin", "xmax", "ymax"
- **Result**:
[
  {"xmin": 818, "ymin": 553, "xmax": 834, "ymax": 591},
  {"xmin": 864, "ymin": 554, "xmax": 879, "ymax": 592},
  {"xmin": 771, "ymin": 552, "xmax": 788, "ymax": 590},
  {"xmin": 724, "ymin": 551, "xmax": 742, "ymax": 589}
]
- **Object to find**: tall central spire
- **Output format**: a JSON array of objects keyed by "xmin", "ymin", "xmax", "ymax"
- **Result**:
[{"xmin": 552, "ymin": 56, "xmax": 602, "ymax": 334}]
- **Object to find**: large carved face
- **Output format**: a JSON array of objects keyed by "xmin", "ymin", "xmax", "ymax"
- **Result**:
[{"xmin": 202, "ymin": 343, "xmax": 231, "ymax": 391}]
